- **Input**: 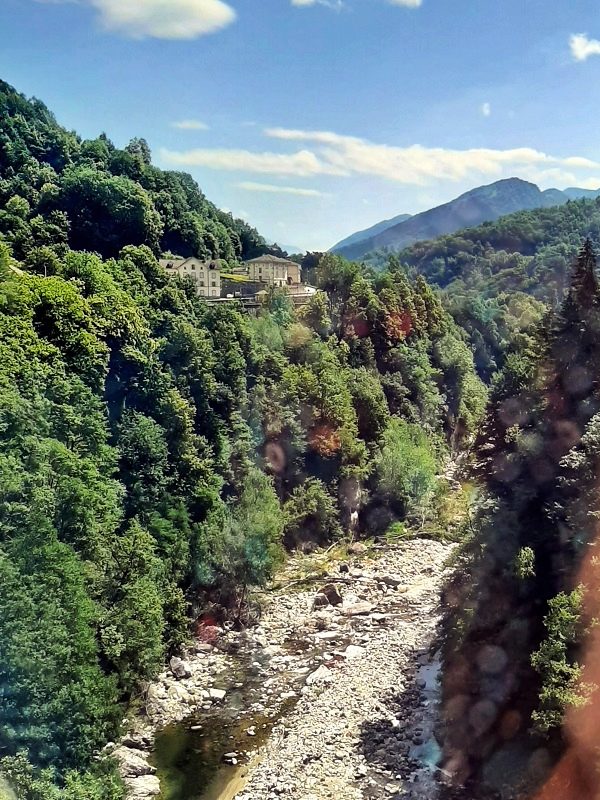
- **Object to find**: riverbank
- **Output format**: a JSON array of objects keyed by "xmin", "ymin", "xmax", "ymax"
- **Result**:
[{"xmin": 116, "ymin": 539, "xmax": 455, "ymax": 800}]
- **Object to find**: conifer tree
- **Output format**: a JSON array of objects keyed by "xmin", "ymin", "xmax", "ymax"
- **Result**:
[{"xmin": 442, "ymin": 240, "xmax": 600, "ymax": 794}]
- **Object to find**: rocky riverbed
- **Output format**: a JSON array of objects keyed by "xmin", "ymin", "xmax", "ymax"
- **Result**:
[{"xmin": 115, "ymin": 539, "xmax": 455, "ymax": 800}]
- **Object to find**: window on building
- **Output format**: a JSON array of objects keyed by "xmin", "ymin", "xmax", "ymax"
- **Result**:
[
  {"xmin": 200, "ymin": 281, "xmax": 205, "ymax": 286},
  {"xmin": 211, "ymin": 280, "xmax": 216, "ymax": 287},
  {"xmin": 191, "ymin": 264, "xmax": 196, "ymax": 270}
]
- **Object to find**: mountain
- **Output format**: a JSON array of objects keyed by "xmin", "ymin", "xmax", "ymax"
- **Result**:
[
  {"xmin": 563, "ymin": 186, "xmax": 600, "ymax": 200},
  {"xmin": 397, "ymin": 194, "xmax": 600, "ymax": 302},
  {"xmin": 334, "ymin": 178, "xmax": 600, "ymax": 261},
  {"xmin": 330, "ymin": 213, "xmax": 411, "ymax": 253},
  {"xmin": 266, "ymin": 239, "xmax": 306, "ymax": 255}
]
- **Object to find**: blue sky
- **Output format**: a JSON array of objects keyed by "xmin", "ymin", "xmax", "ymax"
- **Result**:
[{"xmin": 2, "ymin": 0, "xmax": 600, "ymax": 250}]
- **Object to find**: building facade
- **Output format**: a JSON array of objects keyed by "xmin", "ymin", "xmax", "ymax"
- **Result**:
[
  {"xmin": 245, "ymin": 255, "xmax": 302, "ymax": 287},
  {"xmin": 159, "ymin": 257, "xmax": 221, "ymax": 298}
]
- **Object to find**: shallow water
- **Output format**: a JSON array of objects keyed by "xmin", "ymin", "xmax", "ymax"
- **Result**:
[
  {"xmin": 409, "ymin": 654, "xmax": 443, "ymax": 774},
  {"xmin": 152, "ymin": 707, "xmax": 282, "ymax": 800},
  {"xmin": 151, "ymin": 631, "xmax": 333, "ymax": 800}
]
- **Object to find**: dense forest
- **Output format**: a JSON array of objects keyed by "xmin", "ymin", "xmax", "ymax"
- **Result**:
[
  {"xmin": 0, "ymin": 81, "xmax": 491, "ymax": 798},
  {"xmin": 0, "ymin": 79, "xmax": 270, "ymax": 265},
  {"xmin": 3, "ymin": 76, "xmax": 600, "ymax": 800},
  {"xmin": 441, "ymin": 241, "xmax": 600, "ymax": 797},
  {"xmin": 368, "ymin": 198, "xmax": 600, "ymax": 304}
]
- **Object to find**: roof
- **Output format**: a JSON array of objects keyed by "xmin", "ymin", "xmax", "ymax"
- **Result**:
[
  {"xmin": 245, "ymin": 255, "xmax": 298, "ymax": 266},
  {"xmin": 159, "ymin": 257, "xmax": 221, "ymax": 270}
]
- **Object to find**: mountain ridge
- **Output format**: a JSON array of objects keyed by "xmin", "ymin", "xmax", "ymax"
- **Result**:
[
  {"xmin": 330, "ymin": 212, "xmax": 411, "ymax": 253},
  {"xmin": 332, "ymin": 178, "xmax": 600, "ymax": 261}
]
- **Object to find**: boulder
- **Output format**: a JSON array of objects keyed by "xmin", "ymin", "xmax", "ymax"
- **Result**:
[
  {"xmin": 208, "ymin": 688, "xmax": 226, "ymax": 701},
  {"xmin": 343, "ymin": 601, "xmax": 374, "ymax": 616},
  {"xmin": 315, "ymin": 630, "xmax": 341, "ymax": 641},
  {"xmin": 379, "ymin": 575, "xmax": 408, "ymax": 590},
  {"xmin": 193, "ymin": 642, "xmax": 214, "ymax": 654},
  {"xmin": 113, "ymin": 747, "xmax": 155, "ymax": 778},
  {"xmin": 312, "ymin": 592, "xmax": 330, "ymax": 610},
  {"xmin": 169, "ymin": 656, "xmax": 192, "ymax": 679},
  {"xmin": 348, "ymin": 542, "xmax": 367, "ymax": 555},
  {"xmin": 121, "ymin": 732, "xmax": 153, "ymax": 750},
  {"xmin": 126, "ymin": 774, "xmax": 161, "ymax": 798},
  {"xmin": 370, "ymin": 612, "xmax": 389, "ymax": 623},
  {"xmin": 306, "ymin": 664, "xmax": 334, "ymax": 686},
  {"xmin": 320, "ymin": 583, "xmax": 343, "ymax": 606}
]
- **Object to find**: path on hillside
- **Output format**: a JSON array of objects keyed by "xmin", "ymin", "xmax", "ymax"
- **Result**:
[{"xmin": 118, "ymin": 540, "xmax": 454, "ymax": 800}]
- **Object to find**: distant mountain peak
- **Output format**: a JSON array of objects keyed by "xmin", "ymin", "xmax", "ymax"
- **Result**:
[{"xmin": 331, "ymin": 178, "xmax": 600, "ymax": 261}]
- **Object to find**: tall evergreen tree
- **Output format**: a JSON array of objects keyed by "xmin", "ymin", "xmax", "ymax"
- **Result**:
[{"xmin": 441, "ymin": 240, "xmax": 600, "ymax": 796}]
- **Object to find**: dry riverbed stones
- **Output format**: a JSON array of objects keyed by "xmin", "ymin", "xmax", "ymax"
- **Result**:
[{"xmin": 119, "ymin": 539, "xmax": 454, "ymax": 800}]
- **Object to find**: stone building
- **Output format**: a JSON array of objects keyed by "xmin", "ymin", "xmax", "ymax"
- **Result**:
[
  {"xmin": 159, "ymin": 257, "xmax": 221, "ymax": 298},
  {"xmin": 245, "ymin": 255, "xmax": 302, "ymax": 287}
]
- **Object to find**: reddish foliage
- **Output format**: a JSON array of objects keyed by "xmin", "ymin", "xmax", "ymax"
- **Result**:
[
  {"xmin": 343, "ymin": 312, "xmax": 370, "ymax": 338},
  {"xmin": 308, "ymin": 423, "xmax": 342, "ymax": 457},
  {"xmin": 194, "ymin": 617, "xmax": 221, "ymax": 643},
  {"xmin": 384, "ymin": 310, "xmax": 413, "ymax": 341}
]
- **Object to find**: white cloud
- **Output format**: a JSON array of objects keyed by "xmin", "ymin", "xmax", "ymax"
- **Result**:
[
  {"xmin": 387, "ymin": 0, "xmax": 422, "ymax": 7},
  {"xmin": 570, "ymin": 33, "xmax": 600, "ymax": 62},
  {"xmin": 481, "ymin": 102, "xmax": 491, "ymax": 117},
  {"xmin": 574, "ymin": 177, "xmax": 600, "ymax": 190},
  {"xmin": 161, "ymin": 127, "xmax": 600, "ymax": 191},
  {"xmin": 290, "ymin": 0, "xmax": 344, "ymax": 7},
  {"xmin": 160, "ymin": 146, "xmax": 346, "ymax": 176},
  {"xmin": 37, "ymin": 0, "xmax": 236, "ymax": 39},
  {"xmin": 237, "ymin": 181, "xmax": 325, "ymax": 197},
  {"xmin": 171, "ymin": 120, "xmax": 210, "ymax": 130},
  {"xmin": 263, "ymin": 127, "xmax": 600, "ymax": 187},
  {"xmin": 563, "ymin": 156, "xmax": 599, "ymax": 168}
]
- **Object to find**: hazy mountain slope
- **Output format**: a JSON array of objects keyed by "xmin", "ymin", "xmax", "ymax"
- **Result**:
[
  {"xmin": 398, "ymin": 195, "xmax": 600, "ymax": 301},
  {"xmin": 563, "ymin": 187, "xmax": 600, "ymax": 200},
  {"xmin": 330, "ymin": 212, "xmax": 411, "ymax": 253},
  {"xmin": 335, "ymin": 178, "xmax": 594, "ymax": 261}
]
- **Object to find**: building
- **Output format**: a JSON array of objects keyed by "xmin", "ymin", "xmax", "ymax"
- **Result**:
[
  {"xmin": 286, "ymin": 261, "xmax": 302, "ymax": 285},
  {"xmin": 159, "ymin": 257, "xmax": 221, "ymax": 298},
  {"xmin": 245, "ymin": 255, "xmax": 302, "ymax": 287}
]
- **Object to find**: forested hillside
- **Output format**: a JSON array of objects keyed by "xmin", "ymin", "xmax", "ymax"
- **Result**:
[
  {"xmin": 0, "ymin": 82, "xmax": 490, "ymax": 799},
  {"xmin": 0, "ymin": 80, "xmax": 268, "ymax": 264},
  {"xmin": 393, "ymin": 196, "xmax": 600, "ymax": 302},
  {"xmin": 441, "ymin": 241, "xmax": 600, "ymax": 797}
]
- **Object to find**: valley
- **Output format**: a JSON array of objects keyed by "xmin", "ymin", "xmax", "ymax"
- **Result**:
[
  {"xmin": 1, "ymin": 70, "xmax": 600, "ymax": 800},
  {"xmin": 118, "ymin": 539, "xmax": 453, "ymax": 800}
]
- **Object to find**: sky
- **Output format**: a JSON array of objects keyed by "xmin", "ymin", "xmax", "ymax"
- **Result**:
[{"xmin": 2, "ymin": 1, "xmax": 600, "ymax": 250}]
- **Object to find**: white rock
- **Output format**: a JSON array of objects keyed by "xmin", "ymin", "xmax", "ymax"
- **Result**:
[
  {"xmin": 305, "ymin": 665, "xmax": 333, "ymax": 686},
  {"xmin": 343, "ymin": 601, "xmax": 374, "ymax": 616},
  {"xmin": 344, "ymin": 645, "xmax": 366, "ymax": 660},
  {"xmin": 113, "ymin": 747, "xmax": 155, "ymax": 778},
  {"xmin": 126, "ymin": 774, "xmax": 161, "ymax": 798},
  {"xmin": 208, "ymin": 688, "xmax": 226, "ymax": 701},
  {"xmin": 315, "ymin": 630, "xmax": 341, "ymax": 641}
]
